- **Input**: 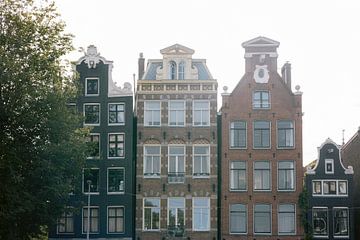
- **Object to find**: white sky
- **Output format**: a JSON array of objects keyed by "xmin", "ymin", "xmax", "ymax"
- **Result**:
[{"xmin": 55, "ymin": 0, "xmax": 360, "ymax": 166}]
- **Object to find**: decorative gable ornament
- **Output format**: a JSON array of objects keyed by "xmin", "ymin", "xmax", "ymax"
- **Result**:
[
  {"xmin": 254, "ymin": 65, "xmax": 269, "ymax": 83},
  {"xmin": 83, "ymin": 45, "xmax": 101, "ymax": 68}
]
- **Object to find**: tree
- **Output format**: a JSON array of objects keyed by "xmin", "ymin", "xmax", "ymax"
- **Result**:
[{"xmin": 0, "ymin": 0, "xmax": 88, "ymax": 238}]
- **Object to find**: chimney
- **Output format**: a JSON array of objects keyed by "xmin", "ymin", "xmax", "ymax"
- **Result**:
[
  {"xmin": 281, "ymin": 62, "xmax": 291, "ymax": 90},
  {"xmin": 138, "ymin": 52, "xmax": 145, "ymax": 80}
]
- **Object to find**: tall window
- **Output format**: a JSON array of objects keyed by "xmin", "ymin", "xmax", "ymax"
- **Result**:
[
  {"xmin": 313, "ymin": 208, "xmax": 328, "ymax": 237},
  {"xmin": 178, "ymin": 61, "xmax": 185, "ymax": 80},
  {"xmin": 169, "ymin": 61, "xmax": 177, "ymax": 80},
  {"xmin": 230, "ymin": 161, "xmax": 246, "ymax": 191},
  {"xmin": 230, "ymin": 121, "xmax": 247, "ymax": 148},
  {"xmin": 108, "ymin": 133, "xmax": 124, "ymax": 158},
  {"xmin": 325, "ymin": 159, "xmax": 334, "ymax": 174},
  {"xmin": 144, "ymin": 101, "xmax": 161, "ymax": 126},
  {"xmin": 254, "ymin": 161, "xmax": 270, "ymax": 191},
  {"xmin": 193, "ymin": 145, "xmax": 210, "ymax": 177},
  {"xmin": 108, "ymin": 207, "xmax": 124, "ymax": 233},
  {"xmin": 253, "ymin": 91, "xmax": 270, "ymax": 109},
  {"xmin": 278, "ymin": 161, "xmax": 295, "ymax": 191},
  {"xmin": 109, "ymin": 103, "xmax": 125, "ymax": 125},
  {"xmin": 193, "ymin": 101, "xmax": 210, "ymax": 126},
  {"xmin": 143, "ymin": 198, "xmax": 160, "ymax": 230},
  {"xmin": 57, "ymin": 210, "xmax": 74, "ymax": 234},
  {"xmin": 144, "ymin": 146, "xmax": 161, "ymax": 177},
  {"xmin": 312, "ymin": 181, "xmax": 322, "ymax": 195},
  {"xmin": 83, "ymin": 168, "xmax": 99, "ymax": 193},
  {"xmin": 277, "ymin": 120, "xmax": 294, "ymax": 148},
  {"xmin": 254, "ymin": 204, "xmax": 271, "ymax": 234},
  {"xmin": 312, "ymin": 180, "xmax": 348, "ymax": 196},
  {"xmin": 82, "ymin": 207, "xmax": 99, "ymax": 233},
  {"xmin": 168, "ymin": 146, "xmax": 185, "ymax": 183},
  {"xmin": 230, "ymin": 204, "xmax": 247, "ymax": 234},
  {"xmin": 334, "ymin": 208, "xmax": 349, "ymax": 237},
  {"xmin": 107, "ymin": 168, "xmax": 125, "ymax": 194},
  {"xmin": 169, "ymin": 101, "xmax": 185, "ymax": 126},
  {"xmin": 168, "ymin": 198, "xmax": 185, "ymax": 229},
  {"xmin": 193, "ymin": 198, "xmax": 210, "ymax": 231},
  {"xmin": 253, "ymin": 121, "xmax": 270, "ymax": 148},
  {"xmin": 86, "ymin": 134, "xmax": 100, "ymax": 159},
  {"xmin": 84, "ymin": 104, "xmax": 100, "ymax": 125},
  {"xmin": 85, "ymin": 78, "xmax": 99, "ymax": 96},
  {"xmin": 278, "ymin": 204, "xmax": 295, "ymax": 235}
]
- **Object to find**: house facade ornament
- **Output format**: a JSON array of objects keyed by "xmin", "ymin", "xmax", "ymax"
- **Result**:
[{"xmin": 83, "ymin": 45, "xmax": 101, "ymax": 69}]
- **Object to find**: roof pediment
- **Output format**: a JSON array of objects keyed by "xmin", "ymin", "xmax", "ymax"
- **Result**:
[
  {"xmin": 160, "ymin": 44, "xmax": 195, "ymax": 55},
  {"xmin": 242, "ymin": 36, "xmax": 280, "ymax": 48}
]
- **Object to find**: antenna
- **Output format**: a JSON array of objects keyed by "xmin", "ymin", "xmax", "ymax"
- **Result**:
[{"xmin": 342, "ymin": 129, "xmax": 345, "ymax": 145}]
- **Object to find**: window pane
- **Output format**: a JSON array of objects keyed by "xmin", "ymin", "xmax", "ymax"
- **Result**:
[
  {"xmin": 278, "ymin": 204, "xmax": 295, "ymax": 234},
  {"xmin": 334, "ymin": 208, "xmax": 349, "ymax": 236},
  {"xmin": 230, "ymin": 204, "xmax": 247, "ymax": 233},
  {"xmin": 254, "ymin": 204, "xmax": 271, "ymax": 233},
  {"xmin": 313, "ymin": 208, "xmax": 328, "ymax": 236},
  {"xmin": 108, "ymin": 169, "xmax": 124, "ymax": 193}
]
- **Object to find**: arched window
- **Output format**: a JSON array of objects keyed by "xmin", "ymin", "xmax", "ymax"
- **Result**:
[
  {"xmin": 178, "ymin": 61, "xmax": 185, "ymax": 80},
  {"xmin": 169, "ymin": 61, "xmax": 177, "ymax": 80}
]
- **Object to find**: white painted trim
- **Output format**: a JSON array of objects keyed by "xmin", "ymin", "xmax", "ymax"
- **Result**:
[
  {"xmin": 325, "ymin": 159, "xmax": 334, "ymax": 174},
  {"xmin": 253, "ymin": 161, "xmax": 271, "ymax": 191},
  {"xmin": 81, "ymin": 206, "xmax": 100, "ymax": 234},
  {"xmin": 277, "ymin": 160, "xmax": 296, "ymax": 192},
  {"xmin": 86, "ymin": 133, "xmax": 100, "ymax": 160},
  {"xmin": 192, "ymin": 197, "xmax": 210, "ymax": 231},
  {"xmin": 252, "ymin": 120, "xmax": 272, "ymax": 149},
  {"xmin": 253, "ymin": 203, "xmax": 272, "ymax": 235},
  {"xmin": 252, "ymin": 90, "xmax": 271, "ymax": 110},
  {"xmin": 85, "ymin": 77, "xmax": 99, "ymax": 96},
  {"xmin": 107, "ymin": 167, "xmax": 125, "ymax": 195},
  {"xmin": 229, "ymin": 120, "xmax": 247, "ymax": 149},
  {"xmin": 277, "ymin": 203, "xmax": 296, "ymax": 235},
  {"xmin": 143, "ymin": 197, "xmax": 161, "ymax": 231},
  {"xmin": 276, "ymin": 120, "xmax": 295, "ymax": 149},
  {"xmin": 333, "ymin": 207, "xmax": 350, "ymax": 238},
  {"xmin": 56, "ymin": 207, "xmax": 74, "ymax": 235},
  {"xmin": 108, "ymin": 102, "xmax": 125, "ymax": 126},
  {"xmin": 192, "ymin": 144, "xmax": 210, "ymax": 178},
  {"xmin": 168, "ymin": 100, "xmax": 186, "ymax": 127},
  {"xmin": 107, "ymin": 205, "xmax": 125, "ymax": 234},
  {"xmin": 312, "ymin": 207, "xmax": 329, "ymax": 238},
  {"xmin": 229, "ymin": 203, "xmax": 248, "ymax": 235},
  {"xmin": 83, "ymin": 103, "xmax": 100, "ymax": 126},
  {"xmin": 82, "ymin": 168, "xmax": 100, "ymax": 195},
  {"xmin": 144, "ymin": 100, "xmax": 161, "ymax": 127},
  {"xmin": 143, "ymin": 145, "xmax": 161, "ymax": 178},
  {"xmin": 311, "ymin": 179, "xmax": 348, "ymax": 197},
  {"xmin": 167, "ymin": 197, "xmax": 186, "ymax": 228},
  {"xmin": 229, "ymin": 160, "xmax": 247, "ymax": 192},
  {"xmin": 192, "ymin": 100, "xmax": 210, "ymax": 127},
  {"xmin": 167, "ymin": 145, "xmax": 186, "ymax": 182},
  {"xmin": 107, "ymin": 133, "xmax": 125, "ymax": 159}
]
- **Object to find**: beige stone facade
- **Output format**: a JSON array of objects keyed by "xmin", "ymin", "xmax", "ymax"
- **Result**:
[{"xmin": 135, "ymin": 44, "xmax": 218, "ymax": 240}]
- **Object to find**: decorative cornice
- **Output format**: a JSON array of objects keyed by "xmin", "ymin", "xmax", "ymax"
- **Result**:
[{"xmin": 77, "ymin": 45, "xmax": 112, "ymax": 68}]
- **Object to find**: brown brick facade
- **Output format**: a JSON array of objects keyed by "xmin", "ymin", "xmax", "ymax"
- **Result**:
[{"xmin": 220, "ymin": 37, "xmax": 304, "ymax": 239}]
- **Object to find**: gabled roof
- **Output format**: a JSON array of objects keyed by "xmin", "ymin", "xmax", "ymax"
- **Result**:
[
  {"xmin": 160, "ymin": 43, "xmax": 195, "ymax": 55},
  {"xmin": 241, "ymin": 36, "xmax": 280, "ymax": 48}
]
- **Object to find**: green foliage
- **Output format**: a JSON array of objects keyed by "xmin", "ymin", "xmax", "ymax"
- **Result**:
[
  {"xmin": 0, "ymin": 0, "xmax": 88, "ymax": 239},
  {"xmin": 298, "ymin": 187, "xmax": 313, "ymax": 240}
]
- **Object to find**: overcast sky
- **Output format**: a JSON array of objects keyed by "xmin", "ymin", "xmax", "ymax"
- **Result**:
[{"xmin": 55, "ymin": 0, "xmax": 360, "ymax": 166}]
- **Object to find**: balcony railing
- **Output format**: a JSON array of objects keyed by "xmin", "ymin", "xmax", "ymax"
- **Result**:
[
  {"xmin": 167, "ymin": 225, "xmax": 185, "ymax": 237},
  {"xmin": 168, "ymin": 172, "xmax": 185, "ymax": 183}
]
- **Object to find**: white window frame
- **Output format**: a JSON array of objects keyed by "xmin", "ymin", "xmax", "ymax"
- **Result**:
[
  {"xmin": 278, "ymin": 204, "xmax": 296, "ymax": 235},
  {"xmin": 178, "ymin": 61, "xmax": 185, "ymax": 80},
  {"xmin": 107, "ymin": 206, "xmax": 125, "ymax": 234},
  {"xmin": 277, "ymin": 120, "xmax": 295, "ymax": 149},
  {"xmin": 143, "ymin": 198, "xmax": 161, "ymax": 231},
  {"xmin": 253, "ymin": 120, "xmax": 271, "ymax": 149},
  {"xmin": 229, "ymin": 121, "xmax": 247, "ymax": 149},
  {"xmin": 253, "ymin": 161, "xmax": 271, "ymax": 191},
  {"xmin": 325, "ymin": 159, "xmax": 334, "ymax": 174},
  {"xmin": 168, "ymin": 145, "xmax": 185, "ymax": 183},
  {"xmin": 229, "ymin": 203, "xmax": 247, "ymax": 234},
  {"xmin": 108, "ymin": 103, "xmax": 125, "ymax": 126},
  {"xmin": 193, "ymin": 100, "xmax": 210, "ymax": 127},
  {"xmin": 169, "ymin": 61, "xmax": 177, "ymax": 80},
  {"xmin": 86, "ymin": 133, "xmax": 100, "ymax": 159},
  {"xmin": 192, "ymin": 197, "xmax": 210, "ymax": 231},
  {"xmin": 107, "ymin": 167, "xmax": 125, "ymax": 195},
  {"xmin": 253, "ymin": 204, "xmax": 272, "ymax": 235},
  {"xmin": 143, "ymin": 145, "xmax": 161, "ymax": 178},
  {"xmin": 333, "ymin": 207, "xmax": 349, "ymax": 238},
  {"xmin": 229, "ymin": 161, "xmax": 247, "ymax": 191},
  {"xmin": 311, "ymin": 180, "xmax": 348, "ymax": 197},
  {"xmin": 83, "ymin": 103, "xmax": 100, "ymax": 126},
  {"xmin": 277, "ymin": 160, "xmax": 295, "ymax": 191},
  {"xmin": 82, "ymin": 168, "xmax": 100, "ymax": 195},
  {"xmin": 57, "ymin": 207, "xmax": 74, "ymax": 234},
  {"xmin": 82, "ymin": 206, "xmax": 99, "ymax": 234},
  {"xmin": 85, "ymin": 77, "xmax": 99, "ymax": 96},
  {"xmin": 108, "ymin": 133, "xmax": 125, "ymax": 159},
  {"xmin": 144, "ymin": 101, "xmax": 161, "ymax": 126},
  {"xmin": 192, "ymin": 145, "xmax": 210, "ymax": 178},
  {"xmin": 253, "ymin": 90, "xmax": 270, "ymax": 109},
  {"xmin": 168, "ymin": 100, "xmax": 185, "ymax": 127},
  {"xmin": 312, "ymin": 207, "xmax": 329, "ymax": 238},
  {"xmin": 167, "ymin": 197, "xmax": 185, "ymax": 228}
]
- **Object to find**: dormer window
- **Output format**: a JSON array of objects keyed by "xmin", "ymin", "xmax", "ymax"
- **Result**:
[
  {"xmin": 325, "ymin": 159, "xmax": 334, "ymax": 174},
  {"xmin": 178, "ymin": 61, "xmax": 185, "ymax": 80},
  {"xmin": 169, "ymin": 61, "xmax": 177, "ymax": 80}
]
